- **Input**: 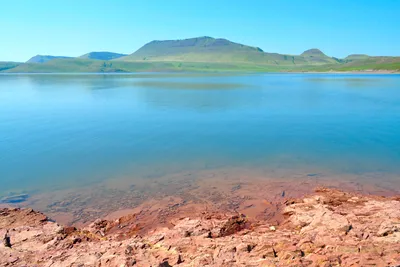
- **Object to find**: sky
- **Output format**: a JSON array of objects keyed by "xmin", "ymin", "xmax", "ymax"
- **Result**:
[{"xmin": 1, "ymin": 0, "xmax": 399, "ymax": 62}]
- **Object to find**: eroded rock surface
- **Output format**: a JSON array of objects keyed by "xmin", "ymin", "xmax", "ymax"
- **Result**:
[{"xmin": 0, "ymin": 188, "xmax": 399, "ymax": 266}]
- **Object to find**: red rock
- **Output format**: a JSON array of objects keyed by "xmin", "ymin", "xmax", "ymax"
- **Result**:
[
  {"xmin": 0, "ymin": 189, "xmax": 399, "ymax": 266},
  {"xmin": 7, "ymin": 256, "xmax": 19, "ymax": 264},
  {"xmin": 63, "ymin": 226, "xmax": 76, "ymax": 235}
]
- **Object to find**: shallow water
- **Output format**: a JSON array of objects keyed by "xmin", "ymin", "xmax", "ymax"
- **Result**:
[{"xmin": 1, "ymin": 73, "xmax": 400, "ymax": 202}]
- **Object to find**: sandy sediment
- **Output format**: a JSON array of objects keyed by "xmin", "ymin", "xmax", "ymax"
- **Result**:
[
  {"xmin": 15, "ymin": 169, "xmax": 399, "ymax": 228},
  {"xmin": 1, "ymin": 188, "xmax": 399, "ymax": 267}
]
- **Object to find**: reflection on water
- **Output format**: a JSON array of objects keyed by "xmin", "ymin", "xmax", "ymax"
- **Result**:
[
  {"xmin": 133, "ymin": 81, "xmax": 248, "ymax": 90},
  {"xmin": 0, "ymin": 73, "xmax": 248, "ymax": 90},
  {"xmin": 0, "ymin": 73, "xmax": 400, "ymax": 200},
  {"xmin": 306, "ymin": 77, "xmax": 385, "ymax": 84}
]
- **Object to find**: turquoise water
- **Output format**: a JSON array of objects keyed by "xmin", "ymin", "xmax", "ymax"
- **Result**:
[{"xmin": 1, "ymin": 73, "xmax": 400, "ymax": 197}]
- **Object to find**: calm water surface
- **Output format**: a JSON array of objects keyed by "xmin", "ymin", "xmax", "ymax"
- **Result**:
[{"xmin": 1, "ymin": 73, "xmax": 400, "ymax": 198}]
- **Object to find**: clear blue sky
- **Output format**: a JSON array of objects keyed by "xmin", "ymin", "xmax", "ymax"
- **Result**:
[{"xmin": 1, "ymin": 0, "xmax": 399, "ymax": 62}]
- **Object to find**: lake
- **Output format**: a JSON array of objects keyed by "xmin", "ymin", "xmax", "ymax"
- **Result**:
[{"xmin": 1, "ymin": 73, "xmax": 400, "ymax": 224}]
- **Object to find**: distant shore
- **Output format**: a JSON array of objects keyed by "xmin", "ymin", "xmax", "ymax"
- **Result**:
[
  {"xmin": 1, "ymin": 69, "xmax": 399, "ymax": 75},
  {"xmin": 295, "ymin": 70, "xmax": 400, "ymax": 74}
]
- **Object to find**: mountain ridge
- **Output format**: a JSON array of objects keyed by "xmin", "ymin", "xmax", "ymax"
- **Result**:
[
  {"xmin": 118, "ymin": 36, "xmax": 338, "ymax": 66},
  {"xmin": 80, "ymin": 52, "xmax": 127, "ymax": 60},
  {"xmin": 3, "ymin": 36, "xmax": 399, "ymax": 73},
  {"xmin": 119, "ymin": 36, "xmax": 266, "ymax": 62},
  {"xmin": 26, "ymin": 55, "xmax": 72, "ymax": 63}
]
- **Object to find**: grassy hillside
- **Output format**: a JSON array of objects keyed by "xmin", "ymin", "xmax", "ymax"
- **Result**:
[
  {"xmin": 344, "ymin": 54, "xmax": 370, "ymax": 61},
  {"xmin": 1, "ymin": 36, "xmax": 399, "ymax": 73},
  {"xmin": 302, "ymin": 56, "xmax": 400, "ymax": 72},
  {"xmin": 301, "ymin": 49, "xmax": 339, "ymax": 64},
  {"xmin": 4, "ymin": 58, "xmax": 296, "ymax": 73},
  {"xmin": 3, "ymin": 57, "xmax": 400, "ymax": 73},
  {"xmin": 26, "ymin": 55, "xmax": 72, "ymax": 63},
  {"xmin": 79, "ymin": 52, "xmax": 127, "ymax": 60},
  {"xmin": 119, "ymin": 36, "xmax": 326, "ymax": 66},
  {"xmin": 0, "ymin": 62, "xmax": 21, "ymax": 71},
  {"xmin": 5, "ymin": 59, "xmax": 126, "ymax": 73}
]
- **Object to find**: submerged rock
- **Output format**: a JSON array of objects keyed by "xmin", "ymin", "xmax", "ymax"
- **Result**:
[{"xmin": 0, "ymin": 194, "xmax": 29, "ymax": 204}]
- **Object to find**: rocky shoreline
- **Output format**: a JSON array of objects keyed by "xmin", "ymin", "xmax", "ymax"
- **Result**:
[{"xmin": 1, "ymin": 188, "xmax": 399, "ymax": 267}]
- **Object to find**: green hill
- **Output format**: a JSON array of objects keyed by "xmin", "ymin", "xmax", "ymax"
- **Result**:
[
  {"xmin": 301, "ymin": 56, "xmax": 400, "ymax": 72},
  {"xmin": 79, "ymin": 52, "xmax": 127, "ymax": 60},
  {"xmin": 300, "ymin": 49, "xmax": 339, "ymax": 64},
  {"xmin": 4, "ymin": 58, "xmax": 298, "ymax": 73},
  {"xmin": 119, "ymin": 36, "xmax": 317, "ymax": 66},
  {"xmin": 1, "ymin": 36, "xmax": 399, "ymax": 73},
  {"xmin": 0, "ymin": 62, "xmax": 21, "ymax": 71},
  {"xmin": 26, "ymin": 55, "xmax": 72, "ymax": 63},
  {"xmin": 4, "ymin": 56, "xmax": 399, "ymax": 74},
  {"xmin": 6, "ymin": 58, "xmax": 125, "ymax": 73},
  {"xmin": 120, "ymin": 36, "xmax": 263, "ymax": 61},
  {"xmin": 344, "ymin": 54, "xmax": 370, "ymax": 61}
]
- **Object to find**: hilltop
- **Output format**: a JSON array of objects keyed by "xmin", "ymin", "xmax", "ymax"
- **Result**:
[
  {"xmin": 26, "ymin": 55, "xmax": 72, "ymax": 63},
  {"xmin": 120, "ymin": 36, "xmax": 266, "ymax": 62},
  {"xmin": 301, "ymin": 48, "xmax": 339, "ymax": 64},
  {"xmin": 79, "ymin": 51, "xmax": 127, "ymax": 60},
  {"xmin": 119, "ymin": 36, "xmax": 326, "ymax": 66}
]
